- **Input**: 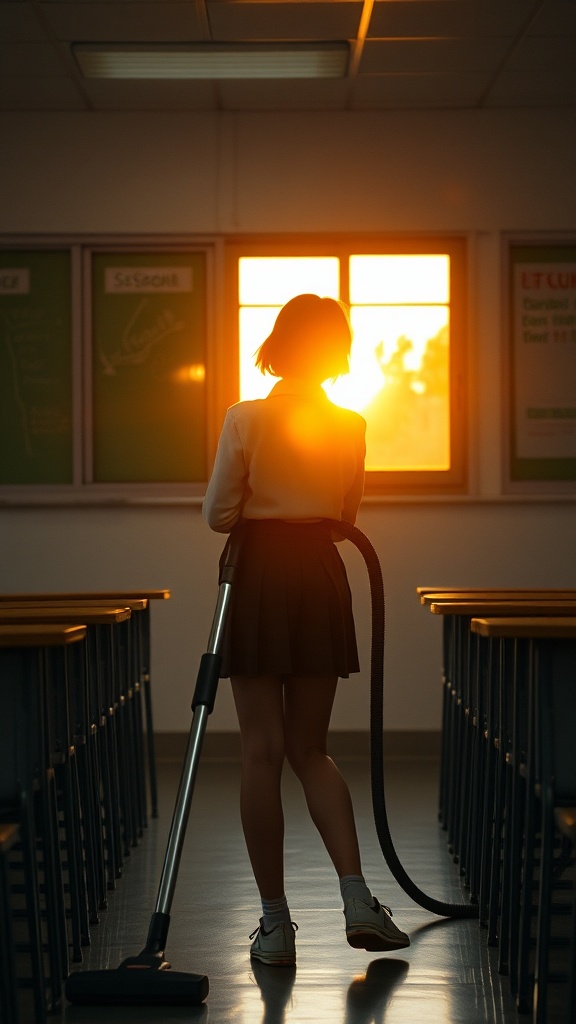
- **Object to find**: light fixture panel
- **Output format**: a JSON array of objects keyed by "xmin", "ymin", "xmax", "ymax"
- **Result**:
[{"xmin": 73, "ymin": 44, "xmax": 349, "ymax": 80}]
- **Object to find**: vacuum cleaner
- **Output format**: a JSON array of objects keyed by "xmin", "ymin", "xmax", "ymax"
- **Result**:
[
  {"xmin": 65, "ymin": 529, "xmax": 244, "ymax": 1006},
  {"xmin": 65, "ymin": 518, "xmax": 476, "ymax": 1008}
]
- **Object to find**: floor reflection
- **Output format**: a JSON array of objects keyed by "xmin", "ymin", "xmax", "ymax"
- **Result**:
[
  {"xmin": 345, "ymin": 958, "xmax": 410, "ymax": 1024},
  {"xmin": 58, "ymin": 759, "xmax": 554, "ymax": 1024},
  {"xmin": 249, "ymin": 961, "xmax": 297, "ymax": 1024}
]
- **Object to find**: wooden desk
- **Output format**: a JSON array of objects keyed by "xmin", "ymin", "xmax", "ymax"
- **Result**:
[
  {"xmin": 0, "ymin": 598, "xmax": 146, "ymax": 613},
  {"xmin": 420, "ymin": 584, "xmax": 576, "ymax": 1018},
  {"xmin": 0, "ymin": 604, "xmax": 143, "ymax": 896},
  {"xmin": 0, "ymin": 590, "xmax": 169, "ymax": 603},
  {"xmin": 471, "ymin": 616, "xmax": 576, "ymax": 639},
  {"xmin": 0, "ymin": 623, "xmax": 86, "ymax": 646},
  {"xmin": 420, "ymin": 588, "xmax": 576, "ymax": 605},
  {"xmin": 0, "ymin": 607, "xmax": 131, "ymax": 625},
  {"xmin": 430, "ymin": 598, "xmax": 576, "ymax": 616},
  {"xmin": 0, "ymin": 592, "xmax": 165, "ymax": 817},
  {"xmin": 0, "ymin": 622, "xmax": 89, "ymax": 1015},
  {"xmin": 422, "ymin": 594, "xmax": 576, "ymax": 924},
  {"xmin": 470, "ymin": 614, "xmax": 576, "ymax": 1021}
]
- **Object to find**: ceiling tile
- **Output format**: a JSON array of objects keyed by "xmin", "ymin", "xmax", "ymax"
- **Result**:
[
  {"xmin": 39, "ymin": 2, "xmax": 207, "ymax": 43},
  {"xmin": 368, "ymin": 0, "xmax": 533, "ymax": 39},
  {"xmin": 81, "ymin": 78, "xmax": 219, "ymax": 110},
  {"xmin": 349, "ymin": 72, "xmax": 491, "ymax": 110},
  {"xmin": 0, "ymin": 3, "xmax": 48, "ymax": 41},
  {"xmin": 218, "ymin": 77, "xmax": 350, "ymax": 110},
  {"xmin": 529, "ymin": 1, "xmax": 576, "ymax": 34},
  {"xmin": 0, "ymin": 42, "xmax": 68, "ymax": 76},
  {"xmin": 486, "ymin": 68, "xmax": 576, "ymax": 107},
  {"xmin": 0, "ymin": 76, "xmax": 87, "ymax": 111},
  {"xmin": 507, "ymin": 34, "xmax": 576, "ymax": 72},
  {"xmin": 206, "ymin": 1, "xmax": 362, "ymax": 40},
  {"xmin": 360, "ymin": 37, "xmax": 511, "ymax": 76}
]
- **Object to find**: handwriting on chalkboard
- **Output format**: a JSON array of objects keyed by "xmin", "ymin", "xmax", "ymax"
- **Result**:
[
  {"xmin": 99, "ymin": 298, "xmax": 186, "ymax": 376},
  {"xmin": 1, "ymin": 307, "xmax": 69, "ymax": 457}
]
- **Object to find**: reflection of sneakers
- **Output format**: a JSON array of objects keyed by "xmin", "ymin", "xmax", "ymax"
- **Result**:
[
  {"xmin": 345, "ymin": 899, "xmax": 410, "ymax": 952},
  {"xmin": 249, "ymin": 919, "xmax": 298, "ymax": 966}
]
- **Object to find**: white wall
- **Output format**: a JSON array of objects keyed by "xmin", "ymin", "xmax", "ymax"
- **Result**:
[{"xmin": 1, "ymin": 108, "xmax": 575, "ymax": 734}]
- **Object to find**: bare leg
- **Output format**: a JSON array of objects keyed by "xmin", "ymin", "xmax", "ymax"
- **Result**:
[
  {"xmin": 284, "ymin": 676, "xmax": 363, "ymax": 878},
  {"xmin": 231, "ymin": 675, "xmax": 286, "ymax": 900}
]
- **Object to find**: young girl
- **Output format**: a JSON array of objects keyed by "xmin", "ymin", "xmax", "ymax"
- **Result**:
[{"xmin": 202, "ymin": 293, "xmax": 409, "ymax": 966}]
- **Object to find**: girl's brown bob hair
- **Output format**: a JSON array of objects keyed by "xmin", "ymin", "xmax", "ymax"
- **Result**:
[{"xmin": 255, "ymin": 293, "xmax": 352, "ymax": 381}]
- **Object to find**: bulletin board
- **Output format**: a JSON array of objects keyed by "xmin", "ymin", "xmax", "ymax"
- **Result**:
[
  {"xmin": 508, "ymin": 243, "xmax": 576, "ymax": 488},
  {"xmin": 89, "ymin": 250, "xmax": 207, "ymax": 484},
  {"xmin": 0, "ymin": 249, "xmax": 73, "ymax": 485}
]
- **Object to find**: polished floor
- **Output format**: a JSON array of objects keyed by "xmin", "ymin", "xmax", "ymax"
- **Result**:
[{"xmin": 59, "ymin": 754, "xmax": 565, "ymax": 1024}]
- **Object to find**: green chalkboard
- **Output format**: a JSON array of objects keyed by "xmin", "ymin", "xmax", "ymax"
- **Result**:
[
  {"xmin": 91, "ymin": 251, "xmax": 207, "ymax": 483},
  {"xmin": 0, "ymin": 250, "xmax": 73, "ymax": 484}
]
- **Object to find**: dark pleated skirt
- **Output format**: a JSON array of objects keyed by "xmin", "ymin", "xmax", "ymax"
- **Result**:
[{"xmin": 218, "ymin": 519, "xmax": 359, "ymax": 679}]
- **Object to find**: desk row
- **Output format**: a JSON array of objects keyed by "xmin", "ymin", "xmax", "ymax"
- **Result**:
[
  {"xmin": 0, "ymin": 589, "xmax": 169, "ymax": 1024},
  {"xmin": 418, "ymin": 588, "xmax": 576, "ymax": 1024}
]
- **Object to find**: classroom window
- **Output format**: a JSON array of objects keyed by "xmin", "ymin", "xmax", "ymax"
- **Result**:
[{"xmin": 230, "ymin": 238, "xmax": 467, "ymax": 494}]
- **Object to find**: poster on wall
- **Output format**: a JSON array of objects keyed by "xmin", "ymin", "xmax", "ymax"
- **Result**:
[{"xmin": 509, "ymin": 244, "xmax": 576, "ymax": 487}]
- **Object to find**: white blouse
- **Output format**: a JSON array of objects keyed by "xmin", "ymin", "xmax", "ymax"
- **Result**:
[{"xmin": 202, "ymin": 377, "xmax": 366, "ymax": 533}]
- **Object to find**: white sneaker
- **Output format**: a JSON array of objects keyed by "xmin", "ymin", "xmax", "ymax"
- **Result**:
[
  {"xmin": 344, "ymin": 899, "xmax": 410, "ymax": 952},
  {"xmin": 249, "ymin": 919, "xmax": 298, "ymax": 966}
]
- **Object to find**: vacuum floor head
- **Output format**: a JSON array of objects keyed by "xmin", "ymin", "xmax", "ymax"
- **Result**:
[{"xmin": 65, "ymin": 966, "xmax": 209, "ymax": 1006}]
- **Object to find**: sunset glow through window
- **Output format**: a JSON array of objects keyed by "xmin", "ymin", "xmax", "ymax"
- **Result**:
[{"xmin": 238, "ymin": 254, "xmax": 451, "ymax": 471}]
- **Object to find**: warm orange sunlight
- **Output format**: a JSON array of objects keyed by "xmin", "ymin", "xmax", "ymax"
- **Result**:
[
  {"xmin": 238, "ymin": 254, "xmax": 451, "ymax": 471},
  {"xmin": 239, "ymin": 257, "xmax": 339, "ymax": 305},
  {"xmin": 349, "ymin": 254, "xmax": 450, "ymax": 304},
  {"xmin": 174, "ymin": 363, "xmax": 206, "ymax": 383}
]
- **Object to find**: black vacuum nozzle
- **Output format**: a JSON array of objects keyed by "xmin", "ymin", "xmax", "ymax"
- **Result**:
[{"xmin": 65, "ymin": 965, "xmax": 209, "ymax": 1006}]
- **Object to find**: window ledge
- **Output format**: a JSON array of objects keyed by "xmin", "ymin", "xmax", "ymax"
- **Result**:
[{"xmin": 0, "ymin": 490, "xmax": 574, "ymax": 508}]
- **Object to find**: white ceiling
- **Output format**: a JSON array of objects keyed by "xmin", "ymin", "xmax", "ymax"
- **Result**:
[{"xmin": 1, "ymin": 0, "xmax": 576, "ymax": 113}]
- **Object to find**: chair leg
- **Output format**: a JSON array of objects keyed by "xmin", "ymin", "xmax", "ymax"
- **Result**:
[
  {"xmin": 132, "ymin": 682, "xmax": 148, "ymax": 835},
  {"xmin": 140, "ymin": 607, "xmax": 159, "ymax": 819},
  {"xmin": 533, "ymin": 793, "xmax": 554, "ymax": 1024},
  {"xmin": 506, "ymin": 768, "xmax": 525, "ymax": 994},
  {"xmin": 97, "ymin": 719, "xmax": 120, "ymax": 891},
  {"xmin": 487, "ymin": 746, "xmax": 505, "ymax": 948},
  {"xmin": 75, "ymin": 740, "xmax": 101, "ymax": 925},
  {"xmin": 57, "ymin": 760, "xmax": 87, "ymax": 962},
  {"xmin": 569, "ymin": 879, "xmax": 576, "ymax": 1024},
  {"xmin": 479, "ymin": 731, "xmax": 496, "ymax": 928},
  {"xmin": 18, "ymin": 795, "xmax": 49, "ymax": 1023},
  {"xmin": 497, "ymin": 760, "xmax": 513, "ymax": 974},
  {"xmin": 69, "ymin": 754, "xmax": 91, "ymax": 948},
  {"xmin": 516, "ymin": 775, "xmax": 537, "ymax": 1014},
  {"xmin": 36, "ymin": 771, "xmax": 67, "ymax": 1006},
  {"xmin": 0, "ymin": 824, "xmax": 21, "ymax": 1024}
]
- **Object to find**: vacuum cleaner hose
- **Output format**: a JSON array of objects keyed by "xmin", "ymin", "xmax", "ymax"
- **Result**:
[{"xmin": 334, "ymin": 519, "xmax": 478, "ymax": 920}]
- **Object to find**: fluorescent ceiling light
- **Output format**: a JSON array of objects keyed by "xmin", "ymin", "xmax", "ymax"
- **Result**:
[{"xmin": 73, "ymin": 43, "xmax": 349, "ymax": 80}]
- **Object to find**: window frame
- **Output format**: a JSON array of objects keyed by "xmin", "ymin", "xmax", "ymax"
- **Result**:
[{"xmin": 224, "ymin": 234, "xmax": 468, "ymax": 496}]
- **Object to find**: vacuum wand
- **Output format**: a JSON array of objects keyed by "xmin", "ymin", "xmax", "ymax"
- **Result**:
[{"xmin": 152, "ymin": 567, "xmax": 234, "ymax": 926}]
